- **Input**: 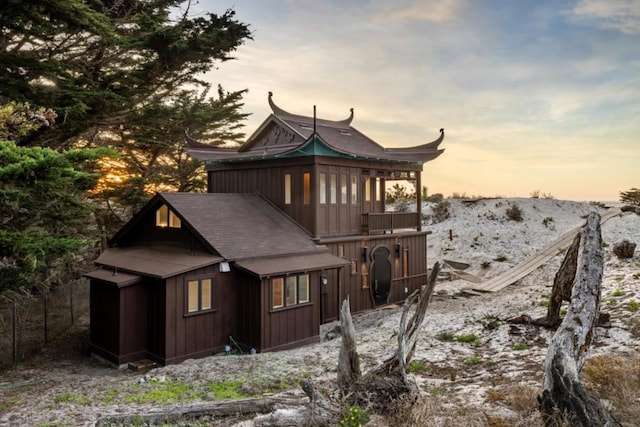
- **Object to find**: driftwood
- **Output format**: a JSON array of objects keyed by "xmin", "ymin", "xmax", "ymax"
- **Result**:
[
  {"xmin": 337, "ymin": 298, "xmax": 361, "ymax": 389},
  {"xmin": 539, "ymin": 212, "xmax": 621, "ymax": 427},
  {"xmin": 338, "ymin": 263, "xmax": 440, "ymax": 413}
]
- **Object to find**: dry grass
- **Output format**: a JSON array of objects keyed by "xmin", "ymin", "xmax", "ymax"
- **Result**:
[
  {"xmin": 582, "ymin": 353, "xmax": 640, "ymax": 425},
  {"xmin": 504, "ymin": 383, "xmax": 540, "ymax": 412}
]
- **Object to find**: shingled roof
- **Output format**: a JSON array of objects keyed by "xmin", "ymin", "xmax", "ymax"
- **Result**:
[
  {"xmin": 185, "ymin": 92, "xmax": 444, "ymax": 164},
  {"xmin": 111, "ymin": 193, "xmax": 328, "ymax": 261}
]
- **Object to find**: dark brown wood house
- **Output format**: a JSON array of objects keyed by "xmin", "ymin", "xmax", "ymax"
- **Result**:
[{"xmin": 87, "ymin": 93, "xmax": 444, "ymax": 366}]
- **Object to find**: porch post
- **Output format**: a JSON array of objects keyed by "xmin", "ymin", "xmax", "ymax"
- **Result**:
[{"xmin": 416, "ymin": 171, "xmax": 423, "ymax": 231}]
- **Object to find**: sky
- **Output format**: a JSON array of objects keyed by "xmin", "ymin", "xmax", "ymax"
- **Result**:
[{"xmin": 197, "ymin": 0, "xmax": 639, "ymax": 202}]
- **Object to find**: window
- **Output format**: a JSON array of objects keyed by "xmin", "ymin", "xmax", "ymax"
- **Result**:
[
  {"xmin": 271, "ymin": 274, "xmax": 310, "ymax": 309},
  {"xmin": 375, "ymin": 178, "xmax": 382, "ymax": 201},
  {"xmin": 156, "ymin": 204, "xmax": 181, "ymax": 228},
  {"xmin": 364, "ymin": 178, "xmax": 371, "ymax": 202},
  {"xmin": 284, "ymin": 174, "xmax": 292, "ymax": 205},
  {"xmin": 319, "ymin": 173, "xmax": 326, "ymax": 204},
  {"xmin": 330, "ymin": 174, "xmax": 337, "ymax": 204},
  {"xmin": 303, "ymin": 172, "xmax": 311, "ymax": 205},
  {"xmin": 361, "ymin": 263, "xmax": 369, "ymax": 289},
  {"xmin": 341, "ymin": 174, "xmax": 347, "ymax": 204},
  {"xmin": 186, "ymin": 278, "xmax": 212, "ymax": 314},
  {"xmin": 338, "ymin": 244, "xmax": 344, "ymax": 257},
  {"xmin": 351, "ymin": 260, "xmax": 357, "ymax": 275},
  {"xmin": 351, "ymin": 176, "xmax": 358, "ymax": 204}
]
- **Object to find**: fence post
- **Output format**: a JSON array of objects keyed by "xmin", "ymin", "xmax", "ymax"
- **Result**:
[
  {"xmin": 43, "ymin": 293, "xmax": 48, "ymax": 344},
  {"xmin": 12, "ymin": 301, "xmax": 18, "ymax": 365},
  {"xmin": 69, "ymin": 281, "xmax": 75, "ymax": 325}
]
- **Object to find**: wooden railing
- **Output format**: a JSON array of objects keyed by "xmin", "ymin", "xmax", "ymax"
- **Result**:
[{"xmin": 361, "ymin": 212, "xmax": 420, "ymax": 234}]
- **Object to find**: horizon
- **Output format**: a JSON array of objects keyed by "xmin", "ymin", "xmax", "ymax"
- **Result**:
[{"xmin": 194, "ymin": 0, "xmax": 638, "ymax": 203}]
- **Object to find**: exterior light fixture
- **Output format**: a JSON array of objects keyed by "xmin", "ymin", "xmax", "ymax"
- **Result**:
[
  {"xmin": 395, "ymin": 243, "xmax": 401, "ymax": 258},
  {"xmin": 361, "ymin": 247, "xmax": 368, "ymax": 262}
]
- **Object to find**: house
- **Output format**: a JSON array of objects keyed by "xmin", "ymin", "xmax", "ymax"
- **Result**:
[{"xmin": 86, "ymin": 93, "xmax": 445, "ymax": 367}]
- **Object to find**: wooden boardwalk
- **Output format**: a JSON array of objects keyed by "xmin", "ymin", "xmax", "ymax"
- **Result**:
[{"xmin": 471, "ymin": 209, "xmax": 622, "ymax": 293}]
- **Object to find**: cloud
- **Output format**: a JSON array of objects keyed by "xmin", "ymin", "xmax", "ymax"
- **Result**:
[
  {"xmin": 572, "ymin": 0, "xmax": 640, "ymax": 34},
  {"xmin": 373, "ymin": 0, "xmax": 464, "ymax": 23}
]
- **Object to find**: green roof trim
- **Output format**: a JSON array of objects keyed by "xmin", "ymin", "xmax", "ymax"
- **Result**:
[{"xmin": 278, "ymin": 134, "xmax": 353, "ymax": 159}]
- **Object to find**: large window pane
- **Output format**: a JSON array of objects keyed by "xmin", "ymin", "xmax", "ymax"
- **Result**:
[
  {"xmin": 201, "ymin": 279, "xmax": 212, "ymax": 310},
  {"xmin": 187, "ymin": 280, "xmax": 199, "ymax": 312},
  {"xmin": 351, "ymin": 176, "xmax": 358, "ymax": 204},
  {"xmin": 272, "ymin": 278, "xmax": 284, "ymax": 308},
  {"xmin": 364, "ymin": 178, "xmax": 371, "ymax": 202},
  {"xmin": 330, "ymin": 174, "xmax": 337, "ymax": 204},
  {"xmin": 298, "ymin": 274, "xmax": 309, "ymax": 303},
  {"xmin": 156, "ymin": 205, "xmax": 168, "ymax": 227},
  {"xmin": 375, "ymin": 178, "xmax": 381, "ymax": 201},
  {"xmin": 284, "ymin": 174, "xmax": 292, "ymax": 205},
  {"xmin": 341, "ymin": 175, "xmax": 347, "ymax": 204},
  {"xmin": 303, "ymin": 173, "xmax": 311, "ymax": 205},
  {"xmin": 169, "ymin": 210, "xmax": 181, "ymax": 228},
  {"xmin": 286, "ymin": 276, "xmax": 297, "ymax": 305},
  {"xmin": 319, "ymin": 173, "xmax": 326, "ymax": 204}
]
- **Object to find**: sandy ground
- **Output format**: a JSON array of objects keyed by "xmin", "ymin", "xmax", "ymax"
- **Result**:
[{"xmin": 0, "ymin": 198, "xmax": 638, "ymax": 426}]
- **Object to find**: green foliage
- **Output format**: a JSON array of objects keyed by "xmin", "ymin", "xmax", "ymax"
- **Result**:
[
  {"xmin": 456, "ymin": 333, "xmax": 479, "ymax": 344},
  {"xmin": 481, "ymin": 261, "xmax": 491, "ymax": 269},
  {"xmin": 122, "ymin": 380, "xmax": 206, "ymax": 404},
  {"xmin": 338, "ymin": 405, "xmax": 370, "ymax": 427},
  {"xmin": 480, "ymin": 312, "xmax": 501, "ymax": 330},
  {"xmin": 613, "ymin": 288, "xmax": 625, "ymax": 297},
  {"xmin": 619, "ymin": 188, "xmax": 640, "ymax": 206},
  {"xmin": 0, "ymin": 1, "xmax": 252, "ymax": 210},
  {"xmin": 54, "ymin": 392, "xmax": 91, "ymax": 405},
  {"xmin": 0, "ymin": 140, "xmax": 113, "ymax": 293},
  {"xmin": 513, "ymin": 343, "xmax": 528, "ymax": 351},
  {"xmin": 506, "ymin": 203, "xmax": 523, "ymax": 221},
  {"xmin": 431, "ymin": 199, "xmax": 451, "ymax": 223},
  {"xmin": 464, "ymin": 353, "xmax": 482, "ymax": 365},
  {"xmin": 386, "ymin": 183, "xmax": 413, "ymax": 204},
  {"xmin": 207, "ymin": 379, "xmax": 249, "ymax": 400},
  {"xmin": 493, "ymin": 255, "xmax": 507, "ymax": 262},
  {"xmin": 542, "ymin": 216, "xmax": 554, "ymax": 228},
  {"xmin": 407, "ymin": 360, "xmax": 429, "ymax": 374},
  {"xmin": 436, "ymin": 331, "xmax": 455, "ymax": 342},
  {"xmin": 626, "ymin": 300, "xmax": 639, "ymax": 313}
]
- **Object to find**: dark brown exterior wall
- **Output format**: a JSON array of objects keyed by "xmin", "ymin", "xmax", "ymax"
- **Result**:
[
  {"xmin": 259, "ymin": 271, "xmax": 321, "ymax": 352},
  {"xmin": 162, "ymin": 264, "xmax": 240, "ymax": 364},
  {"xmin": 321, "ymin": 232, "xmax": 429, "ymax": 318},
  {"xmin": 89, "ymin": 281, "xmax": 121, "ymax": 364},
  {"xmin": 89, "ymin": 279, "xmax": 150, "ymax": 366}
]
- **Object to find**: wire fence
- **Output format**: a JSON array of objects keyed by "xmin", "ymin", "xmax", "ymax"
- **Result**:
[{"xmin": 0, "ymin": 278, "xmax": 89, "ymax": 368}]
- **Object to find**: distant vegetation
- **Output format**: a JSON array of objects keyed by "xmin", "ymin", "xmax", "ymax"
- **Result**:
[{"xmin": 620, "ymin": 188, "xmax": 640, "ymax": 206}]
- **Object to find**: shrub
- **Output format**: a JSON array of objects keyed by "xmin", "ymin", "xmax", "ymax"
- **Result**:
[
  {"xmin": 339, "ymin": 405, "xmax": 369, "ymax": 427},
  {"xmin": 506, "ymin": 203, "xmax": 523, "ymax": 221},
  {"xmin": 481, "ymin": 261, "xmax": 491, "ymax": 269},
  {"xmin": 627, "ymin": 300, "xmax": 639, "ymax": 313},
  {"xmin": 431, "ymin": 199, "xmax": 451, "ymax": 223},
  {"xmin": 493, "ymin": 255, "xmax": 507, "ymax": 262},
  {"xmin": 426, "ymin": 193, "xmax": 444, "ymax": 203},
  {"xmin": 619, "ymin": 187, "xmax": 640, "ymax": 206},
  {"xmin": 542, "ymin": 217, "xmax": 554, "ymax": 228}
]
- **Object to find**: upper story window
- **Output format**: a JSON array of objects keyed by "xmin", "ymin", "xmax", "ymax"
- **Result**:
[
  {"xmin": 284, "ymin": 173, "xmax": 292, "ymax": 205},
  {"xmin": 303, "ymin": 173, "xmax": 311, "ymax": 205},
  {"xmin": 351, "ymin": 175, "xmax": 358, "ymax": 204},
  {"xmin": 271, "ymin": 274, "xmax": 310, "ymax": 309},
  {"xmin": 156, "ymin": 204, "xmax": 181, "ymax": 228},
  {"xmin": 364, "ymin": 178, "xmax": 371, "ymax": 202},
  {"xmin": 375, "ymin": 178, "xmax": 382, "ymax": 201},
  {"xmin": 319, "ymin": 173, "xmax": 326, "ymax": 204},
  {"xmin": 186, "ymin": 277, "xmax": 212, "ymax": 314},
  {"xmin": 340, "ymin": 175, "xmax": 348, "ymax": 204},
  {"xmin": 330, "ymin": 174, "xmax": 337, "ymax": 204}
]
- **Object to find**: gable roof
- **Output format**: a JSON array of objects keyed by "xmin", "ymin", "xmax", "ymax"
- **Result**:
[
  {"xmin": 112, "ymin": 192, "xmax": 327, "ymax": 261},
  {"xmin": 185, "ymin": 92, "xmax": 444, "ymax": 165}
]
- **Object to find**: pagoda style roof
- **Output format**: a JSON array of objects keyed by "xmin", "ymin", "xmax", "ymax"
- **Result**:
[{"xmin": 186, "ymin": 92, "xmax": 444, "ymax": 165}]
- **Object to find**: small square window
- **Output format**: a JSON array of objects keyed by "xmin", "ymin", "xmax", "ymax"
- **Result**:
[{"xmin": 186, "ymin": 277, "xmax": 213, "ymax": 314}]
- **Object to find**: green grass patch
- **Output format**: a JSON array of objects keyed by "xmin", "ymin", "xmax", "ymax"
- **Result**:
[
  {"xmin": 407, "ymin": 360, "xmax": 429, "ymax": 374},
  {"xmin": 429, "ymin": 386, "xmax": 445, "ymax": 395},
  {"xmin": 627, "ymin": 300, "xmax": 639, "ymax": 313},
  {"xmin": 54, "ymin": 392, "xmax": 92, "ymax": 406},
  {"xmin": 612, "ymin": 288, "xmax": 626, "ymax": 297},
  {"xmin": 513, "ymin": 343, "xmax": 528, "ymax": 351},
  {"xmin": 121, "ymin": 380, "xmax": 206, "ymax": 405},
  {"xmin": 436, "ymin": 331, "xmax": 455, "ymax": 342},
  {"xmin": 456, "ymin": 333, "xmax": 479, "ymax": 344},
  {"xmin": 464, "ymin": 353, "xmax": 482, "ymax": 366}
]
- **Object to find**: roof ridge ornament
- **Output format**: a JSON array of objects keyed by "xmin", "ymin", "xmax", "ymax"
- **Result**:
[{"xmin": 268, "ymin": 92, "xmax": 354, "ymax": 126}]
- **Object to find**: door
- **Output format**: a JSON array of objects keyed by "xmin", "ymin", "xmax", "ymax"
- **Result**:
[{"xmin": 371, "ymin": 246, "xmax": 391, "ymax": 306}]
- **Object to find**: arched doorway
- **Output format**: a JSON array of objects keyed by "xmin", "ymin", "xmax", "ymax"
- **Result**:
[{"xmin": 370, "ymin": 246, "xmax": 391, "ymax": 306}]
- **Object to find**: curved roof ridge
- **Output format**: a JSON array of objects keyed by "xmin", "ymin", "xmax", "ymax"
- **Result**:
[
  {"xmin": 268, "ymin": 91, "xmax": 354, "ymax": 127},
  {"xmin": 385, "ymin": 128, "xmax": 445, "ymax": 153}
]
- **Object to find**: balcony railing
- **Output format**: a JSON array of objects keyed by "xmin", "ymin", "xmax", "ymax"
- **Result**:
[{"xmin": 361, "ymin": 212, "xmax": 420, "ymax": 234}]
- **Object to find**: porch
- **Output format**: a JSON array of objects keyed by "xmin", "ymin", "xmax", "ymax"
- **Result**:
[{"xmin": 361, "ymin": 212, "xmax": 421, "ymax": 234}]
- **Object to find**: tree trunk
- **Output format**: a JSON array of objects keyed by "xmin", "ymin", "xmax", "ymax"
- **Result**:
[
  {"xmin": 539, "ymin": 212, "xmax": 621, "ymax": 427},
  {"xmin": 337, "ymin": 297, "xmax": 361, "ymax": 390}
]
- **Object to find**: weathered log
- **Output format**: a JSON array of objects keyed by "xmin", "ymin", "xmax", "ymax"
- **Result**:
[
  {"xmin": 539, "ymin": 212, "xmax": 621, "ymax": 427},
  {"xmin": 96, "ymin": 395, "xmax": 308, "ymax": 426},
  {"xmin": 337, "ymin": 297, "xmax": 361, "ymax": 390}
]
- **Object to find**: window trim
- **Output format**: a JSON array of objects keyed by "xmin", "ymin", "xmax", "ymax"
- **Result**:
[
  {"xmin": 184, "ymin": 276, "xmax": 215, "ymax": 316},
  {"xmin": 271, "ymin": 273, "xmax": 311, "ymax": 310},
  {"xmin": 284, "ymin": 173, "xmax": 292, "ymax": 205}
]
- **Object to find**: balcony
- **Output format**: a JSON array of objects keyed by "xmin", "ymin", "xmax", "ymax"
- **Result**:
[{"xmin": 361, "ymin": 212, "xmax": 421, "ymax": 234}]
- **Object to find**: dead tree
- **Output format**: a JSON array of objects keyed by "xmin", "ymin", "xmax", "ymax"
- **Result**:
[
  {"xmin": 337, "ymin": 297, "xmax": 361, "ymax": 389},
  {"xmin": 338, "ymin": 263, "xmax": 440, "ymax": 413},
  {"xmin": 539, "ymin": 212, "xmax": 621, "ymax": 427}
]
